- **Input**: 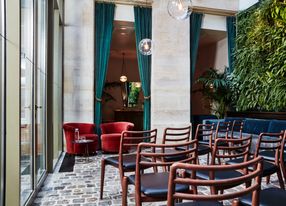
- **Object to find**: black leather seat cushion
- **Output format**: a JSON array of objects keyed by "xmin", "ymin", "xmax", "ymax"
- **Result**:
[
  {"xmin": 197, "ymin": 144, "xmax": 211, "ymax": 155},
  {"xmin": 226, "ymin": 158, "xmax": 278, "ymax": 177},
  {"xmin": 240, "ymin": 187, "xmax": 286, "ymax": 206},
  {"xmin": 259, "ymin": 160, "xmax": 278, "ymax": 176},
  {"xmin": 105, "ymin": 154, "xmax": 149, "ymax": 170},
  {"xmin": 161, "ymin": 201, "xmax": 223, "ymax": 206},
  {"xmin": 259, "ymin": 150, "xmax": 286, "ymax": 162},
  {"xmin": 226, "ymin": 157, "xmax": 245, "ymax": 165},
  {"xmin": 199, "ymin": 140, "xmax": 228, "ymax": 146},
  {"xmin": 128, "ymin": 172, "xmax": 189, "ymax": 197},
  {"xmin": 156, "ymin": 148, "xmax": 188, "ymax": 162},
  {"xmin": 193, "ymin": 170, "xmax": 243, "ymax": 181},
  {"xmin": 175, "ymin": 144, "xmax": 211, "ymax": 156}
]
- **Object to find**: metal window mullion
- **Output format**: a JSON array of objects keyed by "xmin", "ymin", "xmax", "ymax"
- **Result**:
[{"xmin": 32, "ymin": 0, "xmax": 37, "ymax": 191}]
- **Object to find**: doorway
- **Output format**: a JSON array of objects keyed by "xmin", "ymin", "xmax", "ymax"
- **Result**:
[{"xmin": 102, "ymin": 20, "xmax": 143, "ymax": 130}]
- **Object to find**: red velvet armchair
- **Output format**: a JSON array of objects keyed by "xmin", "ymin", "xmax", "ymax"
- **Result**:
[
  {"xmin": 100, "ymin": 122, "xmax": 134, "ymax": 153},
  {"xmin": 63, "ymin": 123, "xmax": 99, "ymax": 155}
]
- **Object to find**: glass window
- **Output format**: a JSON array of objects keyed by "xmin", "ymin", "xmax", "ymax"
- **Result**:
[
  {"xmin": 0, "ymin": 0, "xmax": 5, "ymax": 204},
  {"xmin": 20, "ymin": 0, "xmax": 34, "ymax": 204},
  {"xmin": 36, "ymin": 0, "xmax": 47, "ymax": 182},
  {"xmin": 20, "ymin": 0, "xmax": 48, "ymax": 203}
]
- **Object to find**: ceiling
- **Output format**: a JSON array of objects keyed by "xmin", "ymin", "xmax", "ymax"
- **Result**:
[
  {"xmin": 199, "ymin": 29, "xmax": 227, "ymax": 46},
  {"xmin": 110, "ymin": 21, "xmax": 137, "ymax": 59}
]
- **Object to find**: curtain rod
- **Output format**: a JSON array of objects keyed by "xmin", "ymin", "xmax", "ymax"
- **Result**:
[{"xmin": 95, "ymin": 0, "xmax": 152, "ymax": 7}]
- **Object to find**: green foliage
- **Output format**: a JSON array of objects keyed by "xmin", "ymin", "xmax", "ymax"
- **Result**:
[
  {"xmin": 232, "ymin": 0, "xmax": 286, "ymax": 112},
  {"xmin": 128, "ymin": 83, "xmax": 140, "ymax": 106},
  {"xmin": 196, "ymin": 68, "xmax": 232, "ymax": 118}
]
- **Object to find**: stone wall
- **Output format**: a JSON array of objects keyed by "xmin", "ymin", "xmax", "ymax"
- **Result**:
[
  {"xmin": 151, "ymin": 0, "xmax": 191, "ymax": 141},
  {"xmin": 64, "ymin": 0, "xmax": 94, "ymax": 123}
]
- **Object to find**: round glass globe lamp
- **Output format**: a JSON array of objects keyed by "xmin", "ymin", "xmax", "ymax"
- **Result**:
[
  {"xmin": 120, "ymin": 75, "xmax": 128, "ymax": 82},
  {"xmin": 167, "ymin": 0, "xmax": 192, "ymax": 20},
  {"xmin": 139, "ymin": 38, "xmax": 153, "ymax": 55}
]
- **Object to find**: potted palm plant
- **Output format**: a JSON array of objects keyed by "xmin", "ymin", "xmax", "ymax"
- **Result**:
[{"xmin": 196, "ymin": 67, "xmax": 232, "ymax": 118}]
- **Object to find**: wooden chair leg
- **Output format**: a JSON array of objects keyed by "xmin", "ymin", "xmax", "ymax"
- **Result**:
[
  {"xmin": 207, "ymin": 153, "xmax": 209, "ymax": 164},
  {"xmin": 277, "ymin": 169, "xmax": 285, "ymax": 190},
  {"xmin": 280, "ymin": 162, "xmax": 286, "ymax": 183},
  {"xmin": 266, "ymin": 175, "xmax": 270, "ymax": 184},
  {"xmin": 100, "ymin": 158, "xmax": 106, "ymax": 199},
  {"xmin": 122, "ymin": 176, "xmax": 128, "ymax": 206},
  {"xmin": 232, "ymin": 198, "xmax": 240, "ymax": 206}
]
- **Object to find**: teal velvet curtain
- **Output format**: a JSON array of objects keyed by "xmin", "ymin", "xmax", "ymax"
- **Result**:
[
  {"xmin": 134, "ymin": 7, "xmax": 152, "ymax": 130},
  {"xmin": 190, "ymin": 13, "xmax": 203, "ymax": 124},
  {"xmin": 94, "ymin": 3, "xmax": 115, "ymax": 135},
  {"xmin": 190, "ymin": 13, "xmax": 203, "ymax": 80},
  {"xmin": 227, "ymin": 16, "xmax": 236, "ymax": 73}
]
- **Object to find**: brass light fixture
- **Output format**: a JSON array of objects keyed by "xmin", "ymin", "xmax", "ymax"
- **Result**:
[{"xmin": 119, "ymin": 52, "xmax": 127, "ymax": 82}]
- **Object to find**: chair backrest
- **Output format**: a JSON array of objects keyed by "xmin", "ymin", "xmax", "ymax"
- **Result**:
[
  {"xmin": 119, "ymin": 129, "xmax": 157, "ymax": 157},
  {"xmin": 255, "ymin": 132, "xmax": 284, "ymax": 165},
  {"xmin": 166, "ymin": 156, "xmax": 263, "ymax": 206},
  {"xmin": 230, "ymin": 120, "xmax": 244, "ymax": 139},
  {"xmin": 214, "ymin": 121, "xmax": 231, "ymax": 139},
  {"xmin": 211, "ymin": 135, "xmax": 252, "ymax": 165},
  {"xmin": 280, "ymin": 130, "xmax": 286, "ymax": 163},
  {"xmin": 63, "ymin": 122, "xmax": 96, "ymax": 134},
  {"xmin": 162, "ymin": 125, "xmax": 192, "ymax": 144},
  {"xmin": 135, "ymin": 140, "xmax": 198, "ymax": 174},
  {"xmin": 195, "ymin": 124, "xmax": 214, "ymax": 147},
  {"xmin": 100, "ymin": 121, "xmax": 134, "ymax": 134}
]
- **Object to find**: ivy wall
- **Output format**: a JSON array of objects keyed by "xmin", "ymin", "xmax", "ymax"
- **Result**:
[{"xmin": 232, "ymin": 0, "xmax": 286, "ymax": 112}]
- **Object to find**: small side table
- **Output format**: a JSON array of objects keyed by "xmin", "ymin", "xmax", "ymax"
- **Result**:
[{"xmin": 73, "ymin": 139, "xmax": 95, "ymax": 163}]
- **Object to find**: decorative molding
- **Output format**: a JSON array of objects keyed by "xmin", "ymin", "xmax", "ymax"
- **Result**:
[
  {"xmin": 95, "ymin": 0, "xmax": 152, "ymax": 7},
  {"xmin": 192, "ymin": 6, "xmax": 237, "ymax": 16}
]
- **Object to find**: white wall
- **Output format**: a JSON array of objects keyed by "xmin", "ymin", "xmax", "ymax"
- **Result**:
[
  {"xmin": 202, "ymin": 15, "xmax": 226, "ymax": 31},
  {"xmin": 239, "ymin": 0, "xmax": 259, "ymax": 11},
  {"xmin": 114, "ymin": 4, "xmax": 134, "ymax": 21},
  {"xmin": 214, "ymin": 38, "xmax": 228, "ymax": 71}
]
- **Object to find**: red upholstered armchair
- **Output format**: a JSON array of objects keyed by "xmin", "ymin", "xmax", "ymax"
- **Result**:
[
  {"xmin": 100, "ymin": 122, "xmax": 134, "ymax": 153},
  {"xmin": 63, "ymin": 123, "xmax": 99, "ymax": 155}
]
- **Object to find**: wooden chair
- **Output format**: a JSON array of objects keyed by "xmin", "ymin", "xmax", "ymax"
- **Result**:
[
  {"xmin": 162, "ymin": 125, "xmax": 192, "ymax": 145},
  {"xmin": 227, "ymin": 132, "xmax": 285, "ymax": 189},
  {"xmin": 122, "ymin": 140, "xmax": 198, "ymax": 206},
  {"xmin": 160, "ymin": 125, "xmax": 192, "ymax": 167},
  {"xmin": 189, "ymin": 136, "xmax": 252, "ymax": 193},
  {"xmin": 214, "ymin": 121, "xmax": 231, "ymax": 139},
  {"xmin": 258, "ymin": 130, "xmax": 286, "ymax": 183},
  {"xmin": 166, "ymin": 156, "xmax": 263, "ymax": 206},
  {"xmin": 99, "ymin": 129, "xmax": 157, "ymax": 199},
  {"xmin": 239, "ymin": 187, "xmax": 286, "ymax": 206},
  {"xmin": 195, "ymin": 124, "xmax": 215, "ymax": 164},
  {"xmin": 239, "ymin": 132, "xmax": 286, "ymax": 206},
  {"xmin": 230, "ymin": 120, "xmax": 244, "ymax": 139}
]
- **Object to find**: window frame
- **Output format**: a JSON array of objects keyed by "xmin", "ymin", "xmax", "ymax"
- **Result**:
[{"xmin": 0, "ymin": 0, "xmax": 6, "ymax": 205}]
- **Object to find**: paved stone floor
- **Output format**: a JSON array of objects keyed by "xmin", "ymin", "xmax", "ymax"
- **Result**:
[{"xmin": 32, "ymin": 153, "xmax": 282, "ymax": 206}]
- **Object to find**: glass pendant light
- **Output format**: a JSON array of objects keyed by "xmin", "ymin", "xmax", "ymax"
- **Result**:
[
  {"xmin": 119, "ymin": 53, "xmax": 127, "ymax": 82},
  {"xmin": 167, "ymin": 0, "xmax": 192, "ymax": 20},
  {"xmin": 139, "ymin": 38, "xmax": 153, "ymax": 55}
]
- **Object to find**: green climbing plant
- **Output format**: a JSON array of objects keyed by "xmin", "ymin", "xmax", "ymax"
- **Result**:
[{"xmin": 232, "ymin": 0, "xmax": 286, "ymax": 112}]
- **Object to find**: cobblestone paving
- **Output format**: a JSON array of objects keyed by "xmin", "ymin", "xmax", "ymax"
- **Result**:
[{"xmin": 32, "ymin": 153, "xmax": 282, "ymax": 206}]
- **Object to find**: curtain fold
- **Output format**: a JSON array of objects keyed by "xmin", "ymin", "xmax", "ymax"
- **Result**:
[
  {"xmin": 134, "ymin": 7, "xmax": 152, "ymax": 130},
  {"xmin": 190, "ymin": 13, "xmax": 203, "ymax": 124},
  {"xmin": 94, "ymin": 3, "xmax": 115, "ymax": 135},
  {"xmin": 190, "ymin": 13, "xmax": 203, "ymax": 80},
  {"xmin": 227, "ymin": 16, "xmax": 236, "ymax": 73}
]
